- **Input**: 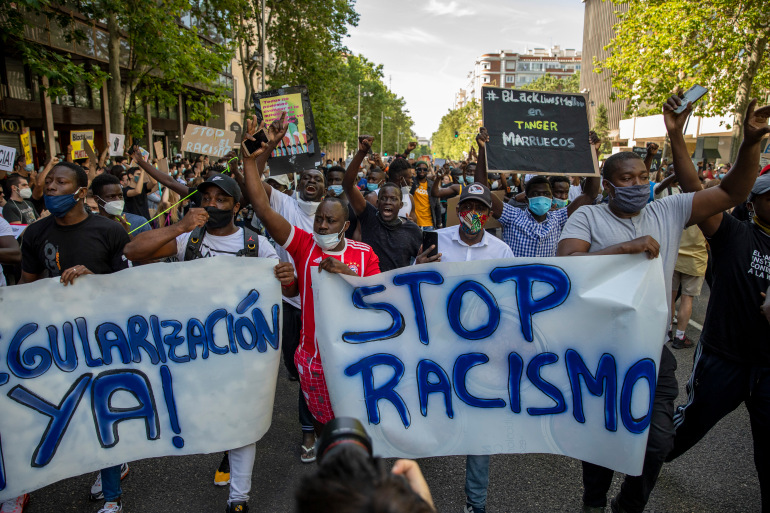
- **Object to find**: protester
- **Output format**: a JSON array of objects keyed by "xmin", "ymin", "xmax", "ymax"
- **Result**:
[
  {"xmin": 557, "ymin": 95, "xmax": 767, "ymax": 513},
  {"xmin": 18, "ymin": 161, "xmax": 130, "ymax": 513},
  {"xmin": 241, "ymin": 112, "xmax": 380, "ymax": 433},
  {"xmin": 658, "ymin": 98, "xmax": 770, "ymax": 511},
  {"xmin": 2, "ymin": 174, "xmax": 39, "ymax": 225},
  {"xmin": 91, "ymin": 173, "xmax": 151, "ymax": 236},
  {"xmin": 411, "ymin": 161, "xmax": 442, "ymax": 230},
  {"xmin": 415, "ymin": 182, "xmax": 513, "ymax": 513},
  {"xmin": 123, "ymin": 172, "xmax": 294, "ymax": 513},
  {"xmin": 122, "ymin": 166, "xmax": 152, "ymax": 219},
  {"xmin": 378, "ymin": 157, "xmax": 415, "ymax": 219},
  {"xmin": 325, "ymin": 165, "xmax": 359, "ymax": 239},
  {"xmin": 342, "ymin": 136, "xmax": 421, "ymax": 271}
]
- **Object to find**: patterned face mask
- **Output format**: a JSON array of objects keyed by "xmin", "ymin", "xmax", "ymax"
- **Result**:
[{"xmin": 459, "ymin": 209, "xmax": 488, "ymax": 235}]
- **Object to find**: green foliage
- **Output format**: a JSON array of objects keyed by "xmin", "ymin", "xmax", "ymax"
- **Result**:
[
  {"xmin": 520, "ymin": 72, "xmax": 581, "ymax": 93},
  {"xmin": 414, "ymin": 144, "xmax": 431, "ymax": 157},
  {"xmin": 431, "ymin": 100, "xmax": 482, "ymax": 160},
  {"xmin": 596, "ymin": 0, "xmax": 769, "ymax": 120},
  {"xmin": 593, "ymin": 103, "xmax": 612, "ymax": 154},
  {"xmin": 1, "ymin": 0, "xmax": 107, "ymax": 94}
]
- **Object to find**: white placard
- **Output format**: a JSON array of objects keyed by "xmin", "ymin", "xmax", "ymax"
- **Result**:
[
  {"xmin": 0, "ymin": 258, "xmax": 282, "ymax": 501},
  {"xmin": 0, "ymin": 145, "xmax": 16, "ymax": 172},
  {"xmin": 314, "ymin": 254, "xmax": 667, "ymax": 477},
  {"xmin": 109, "ymin": 134, "xmax": 125, "ymax": 157}
]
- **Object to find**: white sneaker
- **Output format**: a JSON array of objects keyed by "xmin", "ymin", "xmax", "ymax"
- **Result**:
[
  {"xmin": 90, "ymin": 463, "xmax": 130, "ymax": 500},
  {"xmin": 0, "ymin": 494, "xmax": 30, "ymax": 513},
  {"xmin": 97, "ymin": 500, "xmax": 122, "ymax": 513}
]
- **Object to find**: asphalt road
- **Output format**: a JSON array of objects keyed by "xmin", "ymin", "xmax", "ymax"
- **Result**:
[{"xmin": 22, "ymin": 283, "xmax": 762, "ymax": 513}]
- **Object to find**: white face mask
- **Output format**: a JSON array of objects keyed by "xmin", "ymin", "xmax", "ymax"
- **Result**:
[
  {"xmin": 98, "ymin": 196, "xmax": 125, "ymax": 216},
  {"xmin": 313, "ymin": 227, "xmax": 345, "ymax": 251},
  {"xmin": 491, "ymin": 180, "xmax": 500, "ymax": 190},
  {"xmin": 296, "ymin": 197, "xmax": 321, "ymax": 216},
  {"xmin": 18, "ymin": 187, "xmax": 33, "ymax": 199},
  {"xmin": 401, "ymin": 185, "xmax": 411, "ymax": 196}
]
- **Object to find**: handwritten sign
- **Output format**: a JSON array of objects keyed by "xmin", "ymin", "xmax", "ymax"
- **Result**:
[
  {"xmin": 314, "ymin": 254, "xmax": 667, "ymax": 476},
  {"xmin": 0, "ymin": 258, "xmax": 282, "ymax": 501},
  {"xmin": 632, "ymin": 147, "xmax": 662, "ymax": 171},
  {"xmin": 252, "ymin": 85, "xmax": 321, "ymax": 176},
  {"xmin": 181, "ymin": 124, "xmax": 236, "ymax": 158},
  {"xmin": 0, "ymin": 145, "xmax": 16, "ymax": 172},
  {"xmin": 482, "ymin": 87, "xmax": 599, "ymax": 177},
  {"xmin": 109, "ymin": 134, "xmax": 125, "ymax": 157},
  {"xmin": 19, "ymin": 130, "xmax": 33, "ymax": 166},
  {"xmin": 70, "ymin": 130, "xmax": 95, "ymax": 160}
]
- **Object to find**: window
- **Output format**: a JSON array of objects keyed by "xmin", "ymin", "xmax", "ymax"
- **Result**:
[
  {"xmin": 575, "ymin": 64, "xmax": 581, "ymax": 70},
  {"xmin": 6, "ymin": 58, "xmax": 32, "ymax": 101},
  {"xmin": 505, "ymin": 75, "xmax": 516, "ymax": 83},
  {"xmin": 74, "ymin": 22, "xmax": 95, "ymax": 57},
  {"xmin": 92, "ymin": 86, "xmax": 102, "ymax": 110},
  {"xmin": 505, "ymin": 61, "xmax": 517, "ymax": 70},
  {"xmin": 531, "ymin": 63, "xmax": 543, "ymax": 71},
  {"xmin": 94, "ymin": 29, "xmax": 109, "ymax": 61},
  {"xmin": 482, "ymin": 62, "xmax": 490, "ymax": 70},
  {"xmin": 517, "ymin": 62, "xmax": 530, "ymax": 71},
  {"xmin": 74, "ymin": 82, "xmax": 91, "ymax": 108}
]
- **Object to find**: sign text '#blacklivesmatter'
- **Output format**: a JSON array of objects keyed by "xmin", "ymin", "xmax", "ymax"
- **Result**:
[
  {"xmin": 482, "ymin": 86, "xmax": 600, "ymax": 177},
  {"xmin": 315, "ymin": 256, "xmax": 668, "ymax": 475},
  {"xmin": 0, "ymin": 259, "xmax": 283, "ymax": 501}
]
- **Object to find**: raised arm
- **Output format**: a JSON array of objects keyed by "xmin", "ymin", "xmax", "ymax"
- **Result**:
[
  {"xmin": 567, "ymin": 132, "xmax": 602, "ymax": 215},
  {"xmin": 474, "ymin": 127, "xmax": 504, "ymax": 218},
  {"xmin": 431, "ymin": 168, "xmax": 461, "ymax": 198},
  {"xmin": 124, "ymin": 166, "xmax": 145, "ymax": 198},
  {"xmin": 32, "ymin": 156, "xmax": 57, "ymax": 200},
  {"xmin": 128, "ymin": 144, "xmax": 189, "ymax": 197},
  {"xmin": 123, "ymin": 208, "xmax": 208, "ymax": 261},
  {"xmin": 653, "ymin": 172, "xmax": 679, "ymax": 196},
  {"xmin": 98, "ymin": 146, "xmax": 109, "ymax": 168},
  {"xmin": 343, "ymin": 136, "xmax": 373, "ymax": 216},
  {"xmin": 242, "ymin": 113, "xmax": 293, "ymax": 246},
  {"xmin": 643, "ymin": 142, "xmax": 659, "ymax": 173}
]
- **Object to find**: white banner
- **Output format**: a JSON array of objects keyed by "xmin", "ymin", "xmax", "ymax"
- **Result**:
[
  {"xmin": 0, "ymin": 258, "xmax": 282, "ymax": 501},
  {"xmin": 314, "ymin": 255, "xmax": 667, "ymax": 476}
]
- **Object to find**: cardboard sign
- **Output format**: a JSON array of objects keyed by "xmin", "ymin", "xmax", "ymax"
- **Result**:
[
  {"xmin": 252, "ymin": 85, "xmax": 321, "ymax": 176},
  {"xmin": 109, "ymin": 134, "xmax": 125, "ymax": 157},
  {"xmin": 154, "ymin": 141, "xmax": 165, "ymax": 160},
  {"xmin": 19, "ymin": 130, "xmax": 33, "ymax": 165},
  {"xmin": 0, "ymin": 145, "xmax": 16, "ymax": 172},
  {"xmin": 445, "ymin": 190, "xmax": 505, "ymax": 229},
  {"xmin": 434, "ymin": 158, "xmax": 447, "ymax": 168},
  {"xmin": 0, "ymin": 257, "xmax": 282, "ymax": 501},
  {"xmin": 314, "ymin": 254, "xmax": 667, "ymax": 476},
  {"xmin": 482, "ymin": 87, "xmax": 599, "ymax": 177},
  {"xmin": 182, "ymin": 124, "xmax": 236, "ymax": 158},
  {"xmin": 83, "ymin": 136, "xmax": 98, "ymax": 163},
  {"xmin": 70, "ymin": 130, "xmax": 95, "ymax": 160},
  {"xmin": 632, "ymin": 147, "xmax": 662, "ymax": 171}
]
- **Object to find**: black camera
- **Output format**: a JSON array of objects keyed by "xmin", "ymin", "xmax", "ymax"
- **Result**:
[{"xmin": 315, "ymin": 416, "xmax": 373, "ymax": 465}]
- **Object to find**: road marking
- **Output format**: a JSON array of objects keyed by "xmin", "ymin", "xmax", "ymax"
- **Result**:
[{"xmin": 689, "ymin": 319, "xmax": 703, "ymax": 331}]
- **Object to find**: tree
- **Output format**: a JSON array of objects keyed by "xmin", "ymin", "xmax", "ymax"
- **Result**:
[
  {"xmin": 1, "ymin": 0, "xmax": 108, "ymax": 97},
  {"xmin": 596, "ymin": 0, "xmax": 769, "ymax": 160},
  {"xmin": 414, "ymin": 144, "xmax": 431, "ymax": 157},
  {"xmin": 520, "ymin": 71, "xmax": 581, "ymax": 93},
  {"xmin": 593, "ymin": 103, "xmax": 612, "ymax": 155},
  {"xmin": 431, "ymin": 100, "xmax": 481, "ymax": 160}
]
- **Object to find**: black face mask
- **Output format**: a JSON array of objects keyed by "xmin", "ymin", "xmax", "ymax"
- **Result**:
[{"xmin": 204, "ymin": 206, "xmax": 233, "ymax": 229}]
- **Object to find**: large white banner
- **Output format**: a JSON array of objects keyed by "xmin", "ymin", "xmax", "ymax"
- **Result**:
[
  {"xmin": 0, "ymin": 258, "xmax": 282, "ymax": 501},
  {"xmin": 314, "ymin": 255, "xmax": 668, "ymax": 476}
]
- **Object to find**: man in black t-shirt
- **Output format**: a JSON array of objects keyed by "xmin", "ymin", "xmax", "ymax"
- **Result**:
[
  {"xmin": 19, "ymin": 161, "xmax": 130, "ymax": 511},
  {"xmin": 3, "ymin": 174, "xmax": 39, "ymax": 224},
  {"xmin": 343, "ymin": 136, "xmax": 422, "ymax": 271},
  {"xmin": 122, "ymin": 166, "xmax": 152, "ymax": 219}
]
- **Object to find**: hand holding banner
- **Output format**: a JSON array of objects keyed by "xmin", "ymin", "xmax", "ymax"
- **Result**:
[{"xmin": 313, "ymin": 255, "xmax": 667, "ymax": 476}]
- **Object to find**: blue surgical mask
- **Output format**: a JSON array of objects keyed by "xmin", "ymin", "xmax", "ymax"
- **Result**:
[
  {"xmin": 528, "ymin": 196, "xmax": 552, "ymax": 216},
  {"xmin": 366, "ymin": 183, "xmax": 379, "ymax": 192},
  {"xmin": 465, "ymin": 176, "xmax": 475, "ymax": 184},
  {"xmin": 328, "ymin": 185, "xmax": 343, "ymax": 196},
  {"xmin": 457, "ymin": 176, "xmax": 464, "ymax": 184},
  {"xmin": 326, "ymin": 164, "xmax": 332, "ymax": 169},
  {"xmin": 44, "ymin": 188, "xmax": 83, "ymax": 217},
  {"xmin": 24, "ymin": 163, "xmax": 34, "ymax": 172},
  {"xmin": 552, "ymin": 198, "xmax": 568, "ymax": 209},
  {"xmin": 718, "ymin": 173, "xmax": 725, "ymax": 180}
]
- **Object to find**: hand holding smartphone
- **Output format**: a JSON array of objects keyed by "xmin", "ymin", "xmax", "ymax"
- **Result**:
[
  {"xmin": 674, "ymin": 84, "xmax": 708, "ymax": 114},
  {"xmin": 422, "ymin": 231, "xmax": 438, "ymax": 259}
]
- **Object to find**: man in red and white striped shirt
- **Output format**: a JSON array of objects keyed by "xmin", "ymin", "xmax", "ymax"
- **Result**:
[{"xmin": 242, "ymin": 113, "xmax": 381, "ymax": 429}]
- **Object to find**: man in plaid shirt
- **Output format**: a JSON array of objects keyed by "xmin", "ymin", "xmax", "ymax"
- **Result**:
[{"xmin": 474, "ymin": 129, "xmax": 601, "ymax": 257}]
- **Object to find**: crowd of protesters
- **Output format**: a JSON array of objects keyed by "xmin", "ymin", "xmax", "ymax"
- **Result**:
[{"xmin": 0, "ymin": 94, "xmax": 768, "ymax": 513}]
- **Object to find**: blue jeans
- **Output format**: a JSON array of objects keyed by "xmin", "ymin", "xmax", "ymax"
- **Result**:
[
  {"xmin": 465, "ymin": 455, "xmax": 490, "ymax": 508},
  {"xmin": 101, "ymin": 465, "xmax": 122, "ymax": 502},
  {"xmin": 420, "ymin": 226, "xmax": 436, "ymax": 232}
]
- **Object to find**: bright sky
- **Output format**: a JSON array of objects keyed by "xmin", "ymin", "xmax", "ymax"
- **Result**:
[{"xmin": 346, "ymin": 0, "xmax": 585, "ymax": 139}]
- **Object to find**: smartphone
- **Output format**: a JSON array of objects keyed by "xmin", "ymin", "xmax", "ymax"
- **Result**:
[
  {"xmin": 422, "ymin": 231, "xmax": 438, "ymax": 259},
  {"xmin": 244, "ymin": 102, "xmax": 269, "ymax": 155},
  {"xmin": 675, "ymin": 84, "xmax": 708, "ymax": 113}
]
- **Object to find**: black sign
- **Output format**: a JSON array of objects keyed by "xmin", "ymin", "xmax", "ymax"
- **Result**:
[
  {"xmin": 632, "ymin": 147, "xmax": 663, "ymax": 171},
  {"xmin": 481, "ymin": 87, "xmax": 599, "ymax": 176},
  {"xmin": 251, "ymin": 85, "xmax": 320, "ymax": 176}
]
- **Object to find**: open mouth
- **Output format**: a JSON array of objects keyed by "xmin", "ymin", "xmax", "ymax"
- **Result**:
[{"xmin": 305, "ymin": 185, "xmax": 317, "ymax": 194}]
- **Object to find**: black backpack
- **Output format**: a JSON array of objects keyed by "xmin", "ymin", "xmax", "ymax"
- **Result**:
[{"xmin": 184, "ymin": 226, "xmax": 260, "ymax": 261}]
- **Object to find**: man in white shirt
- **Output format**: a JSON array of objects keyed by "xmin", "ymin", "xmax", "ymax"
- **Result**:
[{"xmin": 416, "ymin": 183, "xmax": 512, "ymax": 513}]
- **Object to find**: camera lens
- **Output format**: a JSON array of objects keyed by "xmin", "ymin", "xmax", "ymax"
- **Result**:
[{"xmin": 315, "ymin": 417, "xmax": 373, "ymax": 465}]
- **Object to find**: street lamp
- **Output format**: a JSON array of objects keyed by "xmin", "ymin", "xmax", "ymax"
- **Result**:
[
  {"xmin": 357, "ymin": 85, "xmax": 373, "ymax": 139},
  {"xmin": 380, "ymin": 112, "xmax": 391, "ymax": 154}
]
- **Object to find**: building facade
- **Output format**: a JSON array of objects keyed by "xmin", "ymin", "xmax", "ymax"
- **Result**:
[
  {"xmin": 579, "ymin": 0, "xmax": 629, "ymax": 136},
  {"xmin": 455, "ymin": 46, "xmax": 582, "ymax": 109}
]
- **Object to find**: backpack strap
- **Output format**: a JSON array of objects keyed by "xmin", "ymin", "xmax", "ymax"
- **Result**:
[
  {"xmin": 184, "ymin": 226, "xmax": 206, "ymax": 261},
  {"xmin": 236, "ymin": 226, "xmax": 260, "ymax": 257}
]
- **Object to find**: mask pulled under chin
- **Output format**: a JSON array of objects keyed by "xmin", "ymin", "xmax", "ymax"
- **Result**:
[
  {"xmin": 313, "ymin": 229, "xmax": 344, "ymax": 250},
  {"xmin": 459, "ymin": 209, "xmax": 488, "ymax": 235},
  {"xmin": 609, "ymin": 183, "xmax": 649, "ymax": 213},
  {"xmin": 296, "ymin": 197, "xmax": 321, "ymax": 216},
  {"xmin": 204, "ymin": 206, "xmax": 233, "ymax": 229}
]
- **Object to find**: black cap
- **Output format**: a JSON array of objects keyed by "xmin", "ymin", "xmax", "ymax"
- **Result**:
[
  {"xmin": 198, "ymin": 173, "xmax": 241, "ymax": 202},
  {"xmin": 458, "ymin": 183, "xmax": 493, "ymax": 208}
]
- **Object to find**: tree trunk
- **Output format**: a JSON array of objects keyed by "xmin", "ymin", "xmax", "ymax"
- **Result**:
[
  {"xmin": 107, "ymin": 14, "xmax": 125, "ymax": 135},
  {"xmin": 729, "ymin": 31, "xmax": 767, "ymax": 162}
]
